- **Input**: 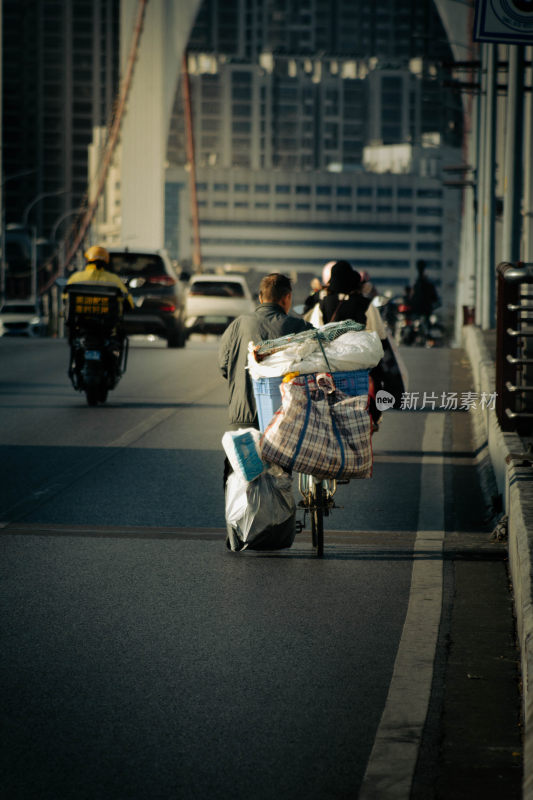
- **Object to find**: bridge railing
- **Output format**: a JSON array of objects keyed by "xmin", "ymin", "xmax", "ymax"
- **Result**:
[{"xmin": 496, "ymin": 261, "xmax": 533, "ymax": 434}]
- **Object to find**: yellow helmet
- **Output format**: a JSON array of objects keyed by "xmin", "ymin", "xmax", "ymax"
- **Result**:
[{"xmin": 84, "ymin": 245, "xmax": 110, "ymax": 265}]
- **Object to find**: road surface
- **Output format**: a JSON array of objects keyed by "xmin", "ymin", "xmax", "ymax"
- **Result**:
[{"xmin": 0, "ymin": 335, "xmax": 522, "ymax": 799}]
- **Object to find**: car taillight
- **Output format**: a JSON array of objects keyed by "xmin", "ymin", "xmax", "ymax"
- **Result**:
[
  {"xmin": 147, "ymin": 275, "xmax": 176, "ymax": 286},
  {"xmin": 159, "ymin": 304, "xmax": 176, "ymax": 313},
  {"xmin": 398, "ymin": 304, "xmax": 410, "ymax": 313}
]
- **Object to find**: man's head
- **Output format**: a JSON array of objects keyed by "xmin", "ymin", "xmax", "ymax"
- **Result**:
[
  {"xmin": 84, "ymin": 245, "xmax": 110, "ymax": 269},
  {"xmin": 416, "ymin": 259, "xmax": 426, "ymax": 276},
  {"xmin": 258, "ymin": 273, "xmax": 293, "ymax": 312}
]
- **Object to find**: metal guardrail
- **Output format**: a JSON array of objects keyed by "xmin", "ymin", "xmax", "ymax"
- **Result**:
[{"xmin": 496, "ymin": 261, "xmax": 533, "ymax": 434}]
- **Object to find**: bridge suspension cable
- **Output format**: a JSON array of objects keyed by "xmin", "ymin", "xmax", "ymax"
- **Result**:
[{"xmin": 41, "ymin": 0, "xmax": 148, "ymax": 291}]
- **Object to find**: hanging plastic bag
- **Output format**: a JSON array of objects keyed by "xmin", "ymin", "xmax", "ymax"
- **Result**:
[
  {"xmin": 225, "ymin": 467, "xmax": 296, "ymax": 552},
  {"xmin": 261, "ymin": 372, "xmax": 373, "ymax": 480}
]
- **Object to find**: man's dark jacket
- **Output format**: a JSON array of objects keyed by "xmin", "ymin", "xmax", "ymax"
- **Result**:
[{"xmin": 219, "ymin": 302, "xmax": 312, "ymax": 427}]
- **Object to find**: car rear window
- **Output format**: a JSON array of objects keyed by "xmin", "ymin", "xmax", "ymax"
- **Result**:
[
  {"xmin": 1, "ymin": 304, "xmax": 36, "ymax": 314},
  {"xmin": 108, "ymin": 253, "xmax": 167, "ymax": 278},
  {"xmin": 189, "ymin": 281, "xmax": 245, "ymax": 298}
]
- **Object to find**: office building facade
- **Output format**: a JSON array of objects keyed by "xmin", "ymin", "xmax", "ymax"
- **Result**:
[
  {"xmin": 166, "ymin": 0, "xmax": 463, "ymax": 309},
  {"xmin": 2, "ymin": 0, "xmax": 119, "ymax": 239}
]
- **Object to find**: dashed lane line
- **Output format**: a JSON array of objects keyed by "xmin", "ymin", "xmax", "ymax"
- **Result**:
[{"xmin": 0, "ymin": 406, "xmax": 178, "ymax": 526}]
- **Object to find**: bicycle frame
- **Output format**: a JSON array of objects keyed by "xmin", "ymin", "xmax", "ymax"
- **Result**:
[{"xmin": 298, "ymin": 474, "xmax": 339, "ymax": 557}]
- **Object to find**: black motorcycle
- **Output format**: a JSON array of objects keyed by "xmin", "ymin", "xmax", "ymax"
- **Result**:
[{"xmin": 62, "ymin": 282, "xmax": 128, "ymax": 406}]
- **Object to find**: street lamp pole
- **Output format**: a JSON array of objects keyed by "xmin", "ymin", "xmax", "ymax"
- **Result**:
[
  {"xmin": 0, "ymin": 168, "xmax": 37, "ymax": 303},
  {"xmin": 21, "ymin": 187, "xmax": 66, "ymax": 228},
  {"xmin": 50, "ymin": 207, "xmax": 84, "ymax": 280},
  {"xmin": 21, "ymin": 188, "xmax": 66, "ymax": 304}
]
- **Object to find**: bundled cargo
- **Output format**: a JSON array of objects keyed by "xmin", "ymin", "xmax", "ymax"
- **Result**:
[
  {"xmin": 252, "ymin": 319, "xmax": 365, "ymax": 361},
  {"xmin": 247, "ymin": 327, "xmax": 383, "ymax": 380},
  {"xmin": 260, "ymin": 372, "xmax": 373, "ymax": 480},
  {"xmin": 252, "ymin": 368, "xmax": 369, "ymax": 432}
]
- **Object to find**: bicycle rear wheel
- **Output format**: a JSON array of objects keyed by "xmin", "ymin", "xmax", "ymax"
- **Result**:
[{"xmin": 311, "ymin": 483, "xmax": 324, "ymax": 558}]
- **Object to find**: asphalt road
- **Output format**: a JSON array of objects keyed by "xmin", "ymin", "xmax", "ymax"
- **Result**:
[{"xmin": 0, "ymin": 335, "xmax": 522, "ymax": 799}]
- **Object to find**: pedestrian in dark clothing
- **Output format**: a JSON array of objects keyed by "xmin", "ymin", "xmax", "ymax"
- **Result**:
[
  {"xmin": 220, "ymin": 273, "xmax": 311, "ymax": 551},
  {"xmin": 320, "ymin": 260, "xmax": 385, "ymax": 430},
  {"xmin": 410, "ymin": 260, "xmax": 439, "ymax": 317},
  {"xmin": 319, "ymin": 260, "xmax": 370, "ymax": 325},
  {"xmin": 303, "ymin": 277, "xmax": 323, "ymax": 313},
  {"xmin": 219, "ymin": 272, "xmax": 313, "ymax": 490},
  {"xmin": 219, "ymin": 273, "xmax": 313, "ymax": 430}
]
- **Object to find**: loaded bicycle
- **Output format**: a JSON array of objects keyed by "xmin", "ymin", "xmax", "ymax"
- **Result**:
[{"xmin": 253, "ymin": 367, "xmax": 372, "ymax": 558}]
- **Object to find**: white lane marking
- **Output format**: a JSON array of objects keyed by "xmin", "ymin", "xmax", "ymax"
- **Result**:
[
  {"xmin": 107, "ymin": 407, "xmax": 177, "ymax": 448},
  {"xmin": 359, "ymin": 412, "xmax": 445, "ymax": 799}
]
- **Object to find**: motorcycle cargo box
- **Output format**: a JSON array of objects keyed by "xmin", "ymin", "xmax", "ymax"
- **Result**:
[{"xmin": 64, "ymin": 283, "xmax": 123, "ymax": 325}]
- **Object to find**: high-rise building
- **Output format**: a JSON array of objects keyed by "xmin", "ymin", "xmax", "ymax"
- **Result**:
[
  {"xmin": 166, "ymin": 0, "xmax": 463, "ymax": 311},
  {"xmin": 2, "ymin": 0, "xmax": 120, "ymax": 239}
]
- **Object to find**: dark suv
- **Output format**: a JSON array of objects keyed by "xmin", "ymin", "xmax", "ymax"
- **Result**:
[{"xmin": 107, "ymin": 249, "xmax": 187, "ymax": 348}]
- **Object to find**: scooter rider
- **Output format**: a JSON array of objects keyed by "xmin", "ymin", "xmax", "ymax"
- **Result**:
[
  {"xmin": 65, "ymin": 246, "xmax": 134, "ymax": 376},
  {"xmin": 67, "ymin": 246, "xmax": 134, "ymax": 312}
]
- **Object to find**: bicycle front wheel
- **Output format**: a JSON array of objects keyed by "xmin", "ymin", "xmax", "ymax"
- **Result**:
[{"xmin": 311, "ymin": 482, "xmax": 324, "ymax": 558}]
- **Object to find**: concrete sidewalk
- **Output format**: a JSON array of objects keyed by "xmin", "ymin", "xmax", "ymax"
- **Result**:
[{"xmin": 463, "ymin": 325, "xmax": 533, "ymax": 800}]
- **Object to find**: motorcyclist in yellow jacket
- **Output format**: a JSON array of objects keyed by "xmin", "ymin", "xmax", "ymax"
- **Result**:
[
  {"xmin": 65, "ymin": 246, "xmax": 133, "ymax": 377},
  {"xmin": 67, "ymin": 245, "xmax": 134, "ymax": 311}
]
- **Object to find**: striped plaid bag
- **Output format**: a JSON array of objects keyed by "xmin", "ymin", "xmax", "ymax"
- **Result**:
[{"xmin": 261, "ymin": 373, "xmax": 372, "ymax": 480}]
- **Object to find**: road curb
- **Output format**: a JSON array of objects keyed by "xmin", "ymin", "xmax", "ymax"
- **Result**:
[{"xmin": 463, "ymin": 324, "xmax": 532, "ymax": 798}]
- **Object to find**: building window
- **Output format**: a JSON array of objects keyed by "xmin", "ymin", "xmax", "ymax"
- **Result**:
[
  {"xmin": 337, "ymin": 186, "xmax": 352, "ymax": 197},
  {"xmin": 234, "ymin": 183, "xmax": 249, "ymax": 192},
  {"xmin": 357, "ymin": 187, "xmax": 372, "ymax": 197},
  {"xmin": 275, "ymin": 185, "xmax": 291, "ymax": 194},
  {"xmin": 337, "ymin": 204, "xmax": 352, "ymax": 212},
  {"xmin": 296, "ymin": 203, "xmax": 311, "ymax": 210},
  {"xmin": 232, "ymin": 121, "xmax": 251, "ymax": 134},
  {"xmin": 317, "ymin": 186, "xmax": 332, "ymax": 195},
  {"xmin": 214, "ymin": 183, "xmax": 229, "ymax": 191},
  {"xmin": 317, "ymin": 203, "xmax": 332, "ymax": 211},
  {"xmin": 417, "ymin": 189, "xmax": 443, "ymax": 198},
  {"xmin": 275, "ymin": 202, "xmax": 290, "ymax": 209},
  {"xmin": 417, "ymin": 225, "xmax": 442, "ymax": 234},
  {"xmin": 417, "ymin": 242, "xmax": 442, "ymax": 251},
  {"xmin": 255, "ymin": 184, "xmax": 270, "ymax": 193},
  {"xmin": 416, "ymin": 207, "xmax": 442, "ymax": 217}
]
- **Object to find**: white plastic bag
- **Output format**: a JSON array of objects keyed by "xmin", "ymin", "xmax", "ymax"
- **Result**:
[
  {"xmin": 247, "ymin": 330, "xmax": 383, "ymax": 379},
  {"xmin": 222, "ymin": 428, "xmax": 264, "ymax": 482},
  {"xmin": 225, "ymin": 468, "xmax": 296, "ymax": 550},
  {"xmin": 308, "ymin": 302, "xmax": 324, "ymax": 328}
]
